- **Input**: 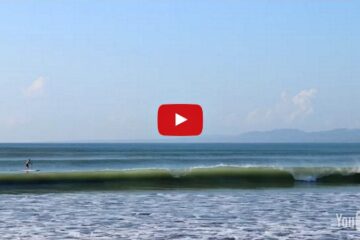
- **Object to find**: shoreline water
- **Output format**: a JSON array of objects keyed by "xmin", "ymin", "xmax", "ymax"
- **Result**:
[{"xmin": 1, "ymin": 188, "xmax": 359, "ymax": 239}]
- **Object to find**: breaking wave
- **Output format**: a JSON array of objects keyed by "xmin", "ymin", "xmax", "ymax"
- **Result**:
[{"xmin": 1, "ymin": 166, "xmax": 360, "ymax": 192}]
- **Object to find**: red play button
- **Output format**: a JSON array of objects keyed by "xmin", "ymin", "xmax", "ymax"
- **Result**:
[{"xmin": 157, "ymin": 104, "xmax": 203, "ymax": 136}]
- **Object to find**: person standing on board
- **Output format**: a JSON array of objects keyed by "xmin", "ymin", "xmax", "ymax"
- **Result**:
[{"xmin": 25, "ymin": 158, "xmax": 32, "ymax": 171}]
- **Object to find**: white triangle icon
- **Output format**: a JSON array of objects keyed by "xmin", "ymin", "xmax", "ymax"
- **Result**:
[{"xmin": 175, "ymin": 113, "xmax": 187, "ymax": 126}]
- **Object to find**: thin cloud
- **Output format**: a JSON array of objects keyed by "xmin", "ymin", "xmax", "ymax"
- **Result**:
[
  {"xmin": 290, "ymin": 88, "xmax": 317, "ymax": 120},
  {"xmin": 246, "ymin": 88, "xmax": 318, "ymax": 124},
  {"xmin": 24, "ymin": 77, "xmax": 45, "ymax": 97}
]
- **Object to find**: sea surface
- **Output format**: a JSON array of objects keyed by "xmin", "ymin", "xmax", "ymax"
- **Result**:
[
  {"xmin": 1, "ymin": 143, "xmax": 360, "ymax": 171},
  {"xmin": 0, "ymin": 143, "xmax": 360, "ymax": 239}
]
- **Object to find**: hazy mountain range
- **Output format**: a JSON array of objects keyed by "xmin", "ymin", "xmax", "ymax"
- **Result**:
[
  {"xmin": 201, "ymin": 129, "xmax": 360, "ymax": 143},
  {"xmin": 73, "ymin": 129, "xmax": 360, "ymax": 143}
]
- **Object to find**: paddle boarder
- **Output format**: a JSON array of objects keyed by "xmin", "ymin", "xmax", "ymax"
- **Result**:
[{"xmin": 25, "ymin": 158, "xmax": 32, "ymax": 170}]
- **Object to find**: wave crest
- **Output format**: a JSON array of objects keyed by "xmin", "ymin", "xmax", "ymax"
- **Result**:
[{"xmin": 1, "ymin": 166, "xmax": 360, "ymax": 192}]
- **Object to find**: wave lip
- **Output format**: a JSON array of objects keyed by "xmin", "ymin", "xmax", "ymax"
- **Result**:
[{"xmin": 0, "ymin": 166, "xmax": 360, "ymax": 192}]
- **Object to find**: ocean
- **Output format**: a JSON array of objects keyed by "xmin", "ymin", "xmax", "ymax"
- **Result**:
[
  {"xmin": 0, "ymin": 143, "xmax": 360, "ymax": 239},
  {"xmin": 2, "ymin": 143, "xmax": 360, "ymax": 173}
]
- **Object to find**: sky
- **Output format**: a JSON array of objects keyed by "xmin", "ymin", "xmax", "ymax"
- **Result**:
[{"xmin": 0, "ymin": 0, "xmax": 359, "ymax": 142}]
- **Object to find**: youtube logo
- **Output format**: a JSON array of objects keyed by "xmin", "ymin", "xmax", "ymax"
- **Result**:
[{"xmin": 158, "ymin": 104, "xmax": 203, "ymax": 136}]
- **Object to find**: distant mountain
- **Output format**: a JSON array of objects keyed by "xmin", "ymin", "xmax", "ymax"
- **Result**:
[
  {"xmin": 214, "ymin": 128, "xmax": 360, "ymax": 143},
  {"xmin": 85, "ymin": 128, "xmax": 360, "ymax": 143}
]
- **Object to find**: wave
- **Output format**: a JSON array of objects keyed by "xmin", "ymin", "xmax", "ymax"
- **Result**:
[{"xmin": 0, "ymin": 166, "xmax": 360, "ymax": 192}]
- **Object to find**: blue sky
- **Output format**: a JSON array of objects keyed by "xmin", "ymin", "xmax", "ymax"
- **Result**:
[{"xmin": 0, "ymin": 1, "xmax": 359, "ymax": 141}]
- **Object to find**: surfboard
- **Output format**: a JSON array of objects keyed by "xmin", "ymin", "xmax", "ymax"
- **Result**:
[{"xmin": 22, "ymin": 169, "xmax": 40, "ymax": 172}]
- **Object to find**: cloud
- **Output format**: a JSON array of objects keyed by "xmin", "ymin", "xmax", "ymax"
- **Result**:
[
  {"xmin": 24, "ymin": 77, "xmax": 45, "ymax": 97},
  {"xmin": 246, "ymin": 88, "xmax": 317, "ymax": 125},
  {"xmin": 290, "ymin": 88, "xmax": 317, "ymax": 120}
]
